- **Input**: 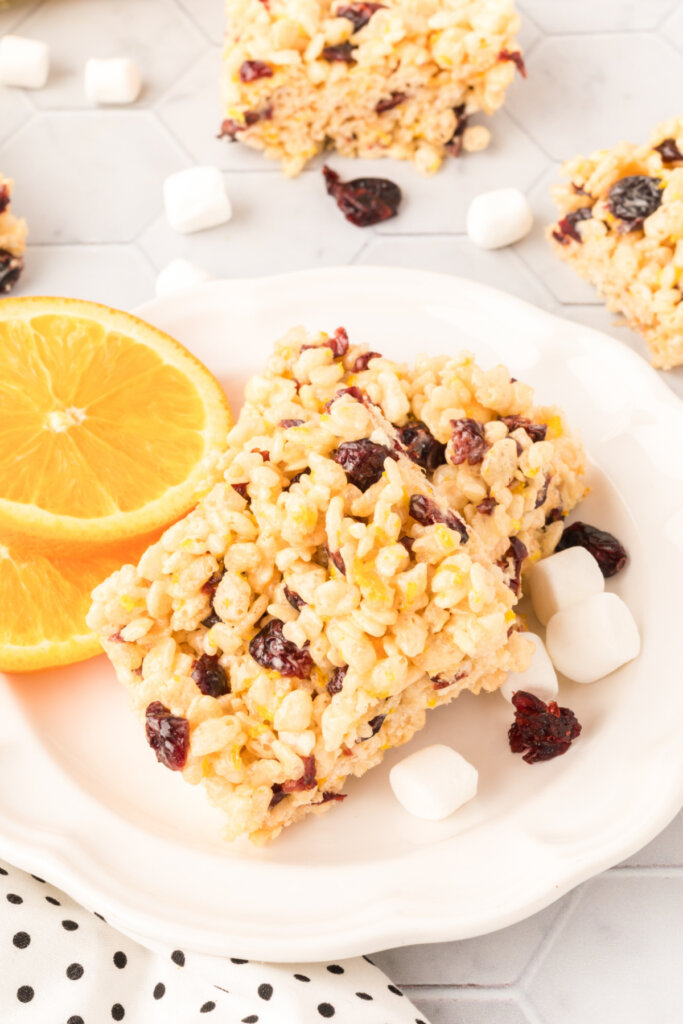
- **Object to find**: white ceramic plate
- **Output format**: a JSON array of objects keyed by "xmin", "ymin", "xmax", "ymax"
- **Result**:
[{"xmin": 2, "ymin": 267, "xmax": 683, "ymax": 962}]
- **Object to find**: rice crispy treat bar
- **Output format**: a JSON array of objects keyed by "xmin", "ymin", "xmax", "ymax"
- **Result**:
[
  {"xmin": 0, "ymin": 175, "xmax": 27, "ymax": 294},
  {"xmin": 548, "ymin": 118, "xmax": 683, "ymax": 370},
  {"xmin": 88, "ymin": 328, "xmax": 585, "ymax": 844},
  {"xmin": 220, "ymin": 0, "xmax": 524, "ymax": 176}
]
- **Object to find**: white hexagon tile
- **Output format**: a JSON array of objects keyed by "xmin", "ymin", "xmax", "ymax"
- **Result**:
[{"xmin": 2, "ymin": 1, "xmax": 683, "ymax": 1021}]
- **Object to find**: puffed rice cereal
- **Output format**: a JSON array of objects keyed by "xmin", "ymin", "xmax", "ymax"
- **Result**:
[
  {"xmin": 0, "ymin": 174, "xmax": 26, "ymax": 293},
  {"xmin": 88, "ymin": 326, "xmax": 586, "ymax": 843},
  {"xmin": 220, "ymin": 0, "xmax": 525, "ymax": 176},
  {"xmin": 548, "ymin": 118, "xmax": 683, "ymax": 369}
]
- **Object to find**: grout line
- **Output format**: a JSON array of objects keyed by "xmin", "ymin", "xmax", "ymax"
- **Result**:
[
  {"xmin": 517, "ymin": 883, "xmax": 586, "ymax": 991},
  {"xmin": 402, "ymin": 983, "xmax": 518, "ymax": 996},
  {"xmin": 515, "ymin": 989, "xmax": 547, "ymax": 1024},
  {"xmin": 606, "ymin": 864, "xmax": 683, "ymax": 877},
  {"xmin": 168, "ymin": 0, "xmax": 219, "ymax": 47}
]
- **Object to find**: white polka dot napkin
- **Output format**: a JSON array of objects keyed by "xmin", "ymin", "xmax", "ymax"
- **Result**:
[{"xmin": 1, "ymin": 858, "xmax": 431, "ymax": 1023}]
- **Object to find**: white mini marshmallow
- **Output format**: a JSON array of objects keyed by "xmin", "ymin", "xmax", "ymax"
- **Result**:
[
  {"xmin": 0, "ymin": 35, "xmax": 50, "ymax": 89},
  {"xmin": 528, "ymin": 546, "xmax": 604, "ymax": 626},
  {"xmin": 500, "ymin": 633, "xmax": 558, "ymax": 704},
  {"xmin": 155, "ymin": 259, "xmax": 212, "ymax": 298},
  {"xmin": 163, "ymin": 166, "xmax": 232, "ymax": 234},
  {"xmin": 85, "ymin": 58, "xmax": 141, "ymax": 105},
  {"xmin": 390, "ymin": 744, "xmax": 478, "ymax": 821},
  {"xmin": 546, "ymin": 592, "xmax": 640, "ymax": 684},
  {"xmin": 466, "ymin": 187, "xmax": 533, "ymax": 249}
]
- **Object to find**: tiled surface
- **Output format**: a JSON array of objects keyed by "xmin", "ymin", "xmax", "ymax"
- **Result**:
[{"xmin": 2, "ymin": 1, "xmax": 683, "ymax": 1020}]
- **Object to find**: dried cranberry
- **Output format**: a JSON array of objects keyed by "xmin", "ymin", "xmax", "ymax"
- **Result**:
[
  {"xmin": 534, "ymin": 474, "xmax": 550, "ymax": 510},
  {"xmin": 323, "ymin": 165, "xmax": 401, "ymax": 227},
  {"xmin": 327, "ymin": 547, "xmax": 346, "ymax": 575},
  {"xmin": 281, "ymin": 755, "xmax": 317, "ymax": 792},
  {"xmin": 508, "ymin": 691, "xmax": 581, "ymax": 764},
  {"xmin": 500, "ymin": 415, "xmax": 547, "ymax": 443},
  {"xmin": 239, "ymin": 60, "xmax": 273, "ymax": 82},
  {"xmin": 231, "ymin": 482, "xmax": 249, "ymax": 500},
  {"xmin": 288, "ymin": 467, "xmax": 311, "ymax": 486},
  {"xmin": 202, "ymin": 571, "xmax": 223, "ymax": 597},
  {"xmin": 279, "ymin": 418, "xmax": 305, "ymax": 428},
  {"xmin": 332, "ymin": 437, "xmax": 396, "ymax": 491},
  {"xmin": 249, "ymin": 619, "xmax": 313, "ymax": 678},
  {"xmin": 397, "ymin": 421, "xmax": 446, "ymax": 471},
  {"xmin": 328, "ymin": 326, "xmax": 350, "ymax": 357},
  {"xmin": 336, "ymin": 2, "xmax": 385, "ymax": 31},
  {"xmin": 218, "ymin": 108, "xmax": 270, "ymax": 138},
  {"xmin": 351, "ymin": 350, "xmax": 382, "ymax": 372},
  {"xmin": 449, "ymin": 418, "xmax": 488, "ymax": 465},
  {"xmin": 284, "ymin": 585, "xmax": 305, "ymax": 610},
  {"xmin": 269, "ymin": 786, "xmax": 287, "ymax": 809},
  {"xmin": 358, "ymin": 714, "xmax": 385, "ymax": 741},
  {"xmin": 555, "ymin": 521, "xmax": 627, "ymax": 578},
  {"xmin": 398, "ymin": 535, "xmax": 415, "ymax": 554},
  {"xmin": 145, "ymin": 702, "xmax": 190, "ymax": 771},
  {"xmin": 376, "ymin": 92, "xmax": 407, "ymax": 113},
  {"xmin": 431, "ymin": 668, "xmax": 467, "ymax": 690},
  {"xmin": 607, "ymin": 175, "xmax": 662, "ymax": 230},
  {"xmin": 498, "ymin": 48, "xmax": 527, "ymax": 77},
  {"xmin": 497, "ymin": 536, "xmax": 528, "ymax": 596},
  {"xmin": 409, "ymin": 494, "xmax": 468, "ymax": 543},
  {"xmin": 327, "ymin": 665, "xmax": 348, "ymax": 695},
  {"xmin": 201, "ymin": 611, "xmax": 221, "ymax": 628},
  {"xmin": 320, "ymin": 791, "xmax": 347, "ymax": 803},
  {"xmin": 322, "ymin": 42, "xmax": 356, "ymax": 62},
  {"xmin": 191, "ymin": 653, "xmax": 230, "ymax": 697},
  {"xmin": 545, "ymin": 507, "xmax": 564, "ymax": 525},
  {"xmin": 445, "ymin": 104, "xmax": 468, "ymax": 157},
  {"xmin": 655, "ymin": 137, "xmax": 683, "ymax": 164},
  {"xmin": 0, "ymin": 184, "xmax": 9, "ymax": 215},
  {"xmin": 476, "ymin": 497, "xmax": 496, "ymax": 515},
  {"xmin": 323, "ymin": 385, "xmax": 365, "ymax": 411},
  {"xmin": 552, "ymin": 207, "xmax": 593, "ymax": 245},
  {"xmin": 0, "ymin": 249, "xmax": 23, "ymax": 293},
  {"xmin": 251, "ymin": 448, "xmax": 270, "ymax": 461}
]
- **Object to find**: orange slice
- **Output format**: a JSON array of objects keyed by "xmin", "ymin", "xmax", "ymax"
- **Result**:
[
  {"xmin": 0, "ymin": 540, "xmax": 145, "ymax": 673},
  {"xmin": 0, "ymin": 297, "xmax": 231, "ymax": 554}
]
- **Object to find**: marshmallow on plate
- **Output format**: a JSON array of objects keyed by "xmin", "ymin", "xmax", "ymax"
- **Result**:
[
  {"xmin": 85, "ymin": 58, "xmax": 141, "ymax": 105},
  {"xmin": 466, "ymin": 187, "xmax": 533, "ymax": 249},
  {"xmin": 500, "ymin": 633, "xmax": 558, "ymax": 704},
  {"xmin": 163, "ymin": 166, "xmax": 232, "ymax": 234},
  {"xmin": 528, "ymin": 546, "xmax": 604, "ymax": 626},
  {"xmin": 546, "ymin": 592, "xmax": 640, "ymax": 684},
  {"xmin": 0, "ymin": 35, "xmax": 50, "ymax": 89},
  {"xmin": 155, "ymin": 259, "xmax": 212, "ymax": 298},
  {"xmin": 389, "ymin": 744, "xmax": 478, "ymax": 821}
]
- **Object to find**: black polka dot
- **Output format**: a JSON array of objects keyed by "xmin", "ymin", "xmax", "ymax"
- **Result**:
[
  {"xmin": 153, "ymin": 982, "xmax": 165, "ymax": 999},
  {"xmin": 31, "ymin": 874, "xmax": 45, "ymax": 883},
  {"xmin": 62, "ymin": 920, "xmax": 79, "ymax": 931},
  {"xmin": 0, "ymin": 866, "xmax": 8, "ymax": 875},
  {"xmin": 326, "ymin": 964, "xmax": 344, "ymax": 974},
  {"xmin": 113, "ymin": 951, "xmax": 127, "ymax": 969},
  {"xmin": 68, "ymin": 1017, "xmax": 85, "ymax": 1024},
  {"xmin": 388, "ymin": 984, "xmax": 403, "ymax": 996},
  {"xmin": 13, "ymin": 931, "xmax": 30, "ymax": 949},
  {"xmin": 363, "ymin": 955, "xmax": 374, "ymax": 964},
  {"xmin": 111, "ymin": 1004, "xmax": 125, "ymax": 1021},
  {"xmin": 17, "ymin": 985, "xmax": 34, "ymax": 1003},
  {"xmin": 416, "ymin": 1019, "xmax": 428, "ymax": 1024},
  {"xmin": 242, "ymin": 1017, "xmax": 259, "ymax": 1023},
  {"xmin": 356, "ymin": 992, "xmax": 373, "ymax": 1000},
  {"xmin": 318, "ymin": 1004, "xmax": 335, "ymax": 1018},
  {"xmin": 230, "ymin": 957, "xmax": 249, "ymax": 964},
  {"xmin": 66, "ymin": 962, "xmax": 84, "ymax": 980},
  {"xmin": 293, "ymin": 974, "xmax": 310, "ymax": 982},
  {"xmin": 46, "ymin": 896, "xmax": 61, "ymax": 906},
  {"xmin": 6, "ymin": 893, "xmax": 23, "ymax": 904},
  {"xmin": 171, "ymin": 949, "xmax": 185, "ymax": 967},
  {"xmin": 257, "ymin": 983, "xmax": 273, "ymax": 1001},
  {"xmin": 94, "ymin": 912, "xmax": 105, "ymax": 921},
  {"xmin": 200, "ymin": 1002, "xmax": 216, "ymax": 1013}
]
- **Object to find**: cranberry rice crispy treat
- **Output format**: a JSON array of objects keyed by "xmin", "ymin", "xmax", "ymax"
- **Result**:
[
  {"xmin": 548, "ymin": 118, "xmax": 683, "ymax": 370},
  {"xmin": 88, "ymin": 329, "xmax": 585, "ymax": 844},
  {"xmin": 220, "ymin": 0, "xmax": 524, "ymax": 176},
  {"xmin": 0, "ymin": 174, "xmax": 27, "ymax": 294}
]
